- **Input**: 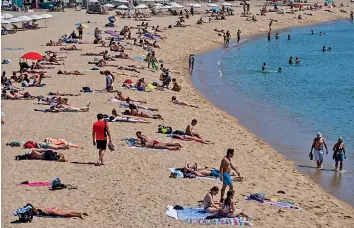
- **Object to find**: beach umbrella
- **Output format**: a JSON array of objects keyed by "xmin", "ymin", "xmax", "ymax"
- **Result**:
[
  {"xmin": 7, "ymin": 18, "xmax": 23, "ymax": 23},
  {"xmin": 21, "ymin": 52, "xmax": 44, "ymax": 61},
  {"xmin": 135, "ymin": 4, "xmax": 148, "ymax": 9},
  {"xmin": 2, "ymin": 13, "xmax": 13, "ymax": 19},
  {"xmin": 192, "ymin": 4, "xmax": 201, "ymax": 8},
  {"xmin": 18, "ymin": 16, "xmax": 32, "ymax": 22},
  {"xmin": 104, "ymin": 3, "xmax": 114, "ymax": 8},
  {"xmin": 221, "ymin": 2, "xmax": 232, "ymax": 6},
  {"xmin": 29, "ymin": 15, "xmax": 42, "ymax": 20},
  {"xmin": 40, "ymin": 14, "xmax": 53, "ymax": 19},
  {"xmin": 117, "ymin": 5, "xmax": 129, "ymax": 9},
  {"xmin": 1, "ymin": 19, "xmax": 10, "ymax": 24},
  {"xmin": 207, "ymin": 3, "xmax": 219, "ymax": 7},
  {"xmin": 75, "ymin": 23, "xmax": 89, "ymax": 28}
]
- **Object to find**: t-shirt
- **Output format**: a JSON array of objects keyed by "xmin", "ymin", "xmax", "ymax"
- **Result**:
[{"xmin": 93, "ymin": 120, "xmax": 108, "ymax": 141}]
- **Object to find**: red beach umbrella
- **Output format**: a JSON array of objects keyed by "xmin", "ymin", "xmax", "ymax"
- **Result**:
[{"xmin": 21, "ymin": 52, "xmax": 44, "ymax": 61}]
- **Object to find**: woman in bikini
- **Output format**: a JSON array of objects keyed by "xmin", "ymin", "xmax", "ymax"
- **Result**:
[
  {"xmin": 204, "ymin": 186, "xmax": 221, "ymax": 213},
  {"xmin": 115, "ymin": 91, "xmax": 146, "ymax": 104},
  {"xmin": 217, "ymin": 190, "xmax": 250, "ymax": 218},
  {"xmin": 172, "ymin": 96, "xmax": 197, "ymax": 108},
  {"xmin": 333, "ymin": 137, "xmax": 346, "ymax": 171},
  {"xmin": 30, "ymin": 205, "xmax": 88, "ymax": 219},
  {"xmin": 126, "ymin": 103, "xmax": 162, "ymax": 120},
  {"xmin": 136, "ymin": 131, "xmax": 181, "ymax": 150}
]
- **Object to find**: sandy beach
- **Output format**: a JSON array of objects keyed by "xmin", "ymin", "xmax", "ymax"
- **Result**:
[{"xmin": 2, "ymin": 1, "xmax": 354, "ymax": 228}]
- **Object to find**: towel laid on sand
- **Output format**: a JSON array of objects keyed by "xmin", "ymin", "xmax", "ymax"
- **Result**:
[
  {"xmin": 168, "ymin": 168, "xmax": 217, "ymax": 181},
  {"xmin": 245, "ymin": 194, "xmax": 300, "ymax": 210},
  {"xmin": 34, "ymin": 109, "xmax": 80, "ymax": 113},
  {"xmin": 121, "ymin": 138, "xmax": 167, "ymax": 151},
  {"xmin": 105, "ymin": 116, "xmax": 149, "ymax": 123},
  {"xmin": 17, "ymin": 181, "xmax": 51, "ymax": 187},
  {"xmin": 166, "ymin": 206, "xmax": 251, "ymax": 226}
]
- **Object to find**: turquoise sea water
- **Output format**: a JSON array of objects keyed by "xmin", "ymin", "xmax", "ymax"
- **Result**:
[{"xmin": 193, "ymin": 20, "xmax": 354, "ymax": 206}]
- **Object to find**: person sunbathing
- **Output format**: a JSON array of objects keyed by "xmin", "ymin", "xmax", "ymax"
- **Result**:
[
  {"xmin": 117, "ymin": 66, "xmax": 140, "ymax": 73},
  {"xmin": 44, "ymin": 138, "xmax": 81, "ymax": 149},
  {"xmin": 152, "ymin": 41, "xmax": 160, "ymax": 49},
  {"xmin": 25, "ymin": 141, "xmax": 69, "ymax": 150},
  {"xmin": 115, "ymin": 91, "xmax": 146, "ymax": 103},
  {"xmin": 125, "ymin": 98, "xmax": 157, "ymax": 111},
  {"xmin": 185, "ymin": 119, "xmax": 203, "ymax": 140},
  {"xmin": 2, "ymin": 90, "xmax": 36, "ymax": 100},
  {"xmin": 135, "ymin": 131, "xmax": 181, "ymax": 150},
  {"xmin": 103, "ymin": 51, "xmax": 115, "ymax": 61},
  {"xmin": 172, "ymin": 96, "xmax": 197, "ymax": 108},
  {"xmin": 32, "ymin": 61, "xmax": 54, "ymax": 70},
  {"xmin": 60, "ymin": 45, "xmax": 82, "ymax": 51},
  {"xmin": 109, "ymin": 109, "xmax": 149, "ymax": 123},
  {"xmin": 29, "ymin": 204, "xmax": 88, "ymax": 218},
  {"xmin": 24, "ymin": 148, "xmax": 68, "ymax": 162},
  {"xmin": 81, "ymin": 52, "xmax": 105, "ymax": 56},
  {"xmin": 203, "ymin": 186, "xmax": 221, "ymax": 213},
  {"xmin": 48, "ymin": 91, "xmax": 81, "ymax": 96},
  {"xmin": 114, "ymin": 51, "xmax": 132, "ymax": 60},
  {"xmin": 89, "ymin": 59, "xmax": 118, "ymax": 68},
  {"xmin": 123, "ymin": 108, "xmax": 162, "ymax": 120},
  {"xmin": 171, "ymin": 78, "xmax": 181, "ymax": 92},
  {"xmin": 57, "ymin": 70, "xmax": 84, "ymax": 75}
]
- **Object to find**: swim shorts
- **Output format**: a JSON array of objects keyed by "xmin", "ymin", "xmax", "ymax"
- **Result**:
[
  {"xmin": 335, "ymin": 152, "xmax": 345, "ymax": 162},
  {"xmin": 314, "ymin": 149, "xmax": 324, "ymax": 162},
  {"xmin": 222, "ymin": 172, "xmax": 232, "ymax": 185},
  {"xmin": 43, "ymin": 150, "xmax": 58, "ymax": 161},
  {"xmin": 96, "ymin": 140, "xmax": 107, "ymax": 150},
  {"xmin": 210, "ymin": 169, "xmax": 220, "ymax": 178}
]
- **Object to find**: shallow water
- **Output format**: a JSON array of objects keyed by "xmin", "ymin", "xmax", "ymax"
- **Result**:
[{"xmin": 192, "ymin": 20, "xmax": 354, "ymax": 206}]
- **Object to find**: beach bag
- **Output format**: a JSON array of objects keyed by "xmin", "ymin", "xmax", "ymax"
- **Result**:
[
  {"xmin": 247, "ymin": 193, "xmax": 266, "ymax": 203},
  {"xmin": 23, "ymin": 141, "xmax": 36, "ymax": 149},
  {"xmin": 50, "ymin": 178, "xmax": 67, "ymax": 190},
  {"xmin": 158, "ymin": 125, "xmax": 172, "ymax": 134},
  {"xmin": 82, "ymin": 87, "xmax": 93, "ymax": 92},
  {"xmin": 13, "ymin": 204, "xmax": 34, "ymax": 223}
]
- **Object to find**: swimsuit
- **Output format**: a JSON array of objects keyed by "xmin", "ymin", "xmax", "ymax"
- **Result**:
[
  {"xmin": 222, "ymin": 172, "xmax": 232, "ymax": 185},
  {"xmin": 152, "ymin": 140, "xmax": 159, "ymax": 147}
]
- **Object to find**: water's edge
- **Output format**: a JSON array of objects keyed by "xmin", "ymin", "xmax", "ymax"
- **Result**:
[{"xmin": 191, "ymin": 20, "xmax": 354, "ymax": 207}]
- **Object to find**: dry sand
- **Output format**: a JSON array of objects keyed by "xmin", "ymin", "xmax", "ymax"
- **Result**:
[{"xmin": 2, "ymin": 2, "xmax": 354, "ymax": 228}]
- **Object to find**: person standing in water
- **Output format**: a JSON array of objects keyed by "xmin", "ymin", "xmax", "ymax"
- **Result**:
[
  {"xmin": 289, "ymin": 56, "xmax": 293, "ymax": 64},
  {"xmin": 267, "ymin": 32, "xmax": 271, "ymax": 41},
  {"xmin": 311, "ymin": 30, "xmax": 314, "ymax": 35},
  {"xmin": 350, "ymin": 11, "xmax": 353, "ymax": 20},
  {"xmin": 262, "ymin": 62, "xmax": 266, "ymax": 72},
  {"xmin": 333, "ymin": 137, "xmax": 346, "ymax": 171},
  {"xmin": 295, "ymin": 57, "xmax": 300, "ymax": 64},
  {"xmin": 278, "ymin": 67, "xmax": 282, "ymax": 72},
  {"xmin": 310, "ymin": 132, "xmax": 328, "ymax": 169},
  {"xmin": 225, "ymin": 31, "xmax": 231, "ymax": 44},
  {"xmin": 288, "ymin": 34, "xmax": 291, "ymax": 40},
  {"xmin": 219, "ymin": 149, "xmax": 241, "ymax": 203},
  {"xmin": 237, "ymin": 29, "xmax": 241, "ymax": 43},
  {"xmin": 323, "ymin": 46, "xmax": 326, "ymax": 52},
  {"xmin": 189, "ymin": 54, "xmax": 195, "ymax": 72},
  {"xmin": 275, "ymin": 33, "xmax": 279, "ymax": 39}
]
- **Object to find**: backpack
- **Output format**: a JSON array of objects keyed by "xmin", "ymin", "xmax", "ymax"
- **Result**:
[
  {"xmin": 50, "ymin": 178, "xmax": 67, "ymax": 190},
  {"xmin": 13, "ymin": 204, "xmax": 34, "ymax": 223},
  {"xmin": 158, "ymin": 125, "xmax": 172, "ymax": 134}
]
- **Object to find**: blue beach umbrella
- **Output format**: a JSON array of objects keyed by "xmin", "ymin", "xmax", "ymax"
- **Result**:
[{"xmin": 211, "ymin": 7, "xmax": 220, "ymax": 13}]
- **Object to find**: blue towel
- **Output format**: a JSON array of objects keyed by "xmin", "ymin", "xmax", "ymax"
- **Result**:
[
  {"xmin": 177, "ymin": 207, "xmax": 212, "ymax": 220},
  {"xmin": 13, "ymin": 206, "xmax": 32, "ymax": 216}
]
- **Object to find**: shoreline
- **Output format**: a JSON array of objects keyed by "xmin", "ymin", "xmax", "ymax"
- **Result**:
[
  {"xmin": 2, "ymin": 4, "xmax": 354, "ymax": 227},
  {"xmin": 190, "ymin": 18, "xmax": 354, "ymax": 206}
]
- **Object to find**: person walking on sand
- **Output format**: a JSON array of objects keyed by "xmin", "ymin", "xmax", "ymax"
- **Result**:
[
  {"xmin": 219, "ymin": 149, "xmax": 241, "ymax": 203},
  {"xmin": 77, "ymin": 24, "xmax": 84, "ymax": 40},
  {"xmin": 310, "ymin": 132, "xmax": 328, "ymax": 169},
  {"xmin": 92, "ymin": 113, "xmax": 112, "ymax": 166},
  {"xmin": 237, "ymin": 29, "xmax": 241, "ymax": 43},
  {"xmin": 333, "ymin": 137, "xmax": 346, "ymax": 171},
  {"xmin": 189, "ymin": 54, "xmax": 195, "ymax": 72}
]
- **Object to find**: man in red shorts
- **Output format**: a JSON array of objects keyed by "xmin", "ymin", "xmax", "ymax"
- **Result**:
[{"xmin": 92, "ymin": 113, "xmax": 112, "ymax": 166}]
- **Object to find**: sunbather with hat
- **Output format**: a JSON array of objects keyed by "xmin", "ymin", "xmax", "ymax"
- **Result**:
[{"xmin": 135, "ymin": 131, "xmax": 181, "ymax": 150}]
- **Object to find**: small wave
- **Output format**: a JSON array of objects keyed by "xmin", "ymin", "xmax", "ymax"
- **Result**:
[{"xmin": 219, "ymin": 69, "xmax": 223, "ymax": 77}]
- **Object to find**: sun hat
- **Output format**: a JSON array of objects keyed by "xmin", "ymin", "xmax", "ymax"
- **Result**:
[
  {"xmin": 338, "ymin": 137, "xmax": 343, "ymax": 142},
  {"xmin": 316, "ymin": 132, "xmax": 322, "ymax": 137}
]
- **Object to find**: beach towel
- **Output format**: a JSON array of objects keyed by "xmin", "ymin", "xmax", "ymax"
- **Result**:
[
  {"xmin": 1, "ymin": 48, "xmax": 24, "ymax": 51},
  {"xmin": 121, "ymin": 138, "xmax": 167, "ymax": 151},
  {"xmin": 34, "ymin": 109, "xmax": 80, "ymax": 113},
  {"xmin": 168, "ymin": 168, "xmax": 217, "ymax": 181},
  {"xmin": 165, "ymin": 206, "xmax": 251, "ymax": 226},
  {"xmin": 105, "ymin": 116, "xmax": 149, "ymax": 124},
  {"xmin": 17, "ymin": 181, "xmax": 51, "ymax": 187},
  {"xmin": 245, "ymin": 195, "xmax": 300, "ymax": 210},
  {"xmin": 133, "ymin": 56, "xmax": 145, "ymax": 61},
  {"xmin": 104, "ymin": 30, "xmax": 120, "ymax": 38}
]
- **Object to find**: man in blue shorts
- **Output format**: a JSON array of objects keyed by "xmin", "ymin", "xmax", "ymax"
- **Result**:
[{"xmin": 219, "ymin": 149, "xmax": 241, "ymax": 203}]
